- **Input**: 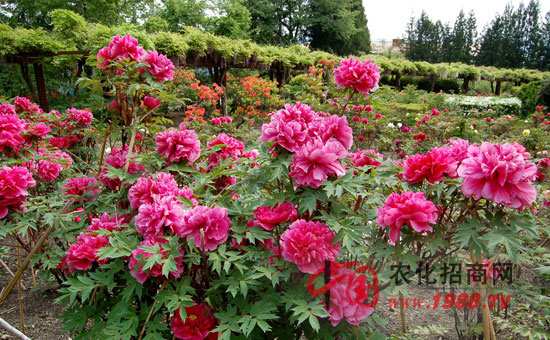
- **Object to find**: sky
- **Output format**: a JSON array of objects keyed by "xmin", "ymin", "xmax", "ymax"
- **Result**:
[{"xmin": 363, "ymin": 0, "xmax": 550, "ymax": 41}]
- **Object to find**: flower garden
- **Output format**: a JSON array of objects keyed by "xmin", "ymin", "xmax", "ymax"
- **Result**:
[{"xmin": 1, "ymin": 10, "xmax": 550, "ymax": 340}]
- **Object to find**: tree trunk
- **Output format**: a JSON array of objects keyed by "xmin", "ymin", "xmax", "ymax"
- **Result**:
[
  {"xmin": 495, "ymin": 80, "xmax": 502, "ymax": 96},
  {"xmin": 429, "ymin": 75, "xmax": 436, "ymax": 92},
  {"xmin": 33, "ymin": 62, "xmax": 49, "ymax": 112},
  {"xmin": 19, "ymin": 62, "xmax": 38, "ymax": 102},
  {"xmin": 462, "ymin": 77, "xmax": 470, "ymax": 94}
]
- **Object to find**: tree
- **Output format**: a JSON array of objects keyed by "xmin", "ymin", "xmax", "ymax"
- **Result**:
[
  {"xmin": 405, "ymin": 11, "xmax": 444, "ymax": 63},
  {"xmin": 210, "ymin": 0, "xmax": 251, "ymax": 39},
  {"xmin": 0, "ymin": 0, "xmax": 153, "ymax": 28},
  {"xmin": 524, "ymin": 0, "xmax": 543, "ymax": 69},
  {"xmin": 159, "ymin": 0, "xmax": 209, "ymax": 32}
]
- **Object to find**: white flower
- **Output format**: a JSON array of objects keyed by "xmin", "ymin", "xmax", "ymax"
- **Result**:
[
  {"xmin": 388, "ymin": 123, "xmax": 395, "ymax": 128},
  {"xmin": 397, "ymin": 123, "xmax": 403, "ymax": 128},
  {"xmin": 105, "ymin": 147, "xmax": 111, "ymax": 154}
]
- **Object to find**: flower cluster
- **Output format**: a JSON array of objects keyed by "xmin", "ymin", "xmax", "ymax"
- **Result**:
[{"xmin": 210, "ymin": 116, "xmax": 232, "ymax": 126}]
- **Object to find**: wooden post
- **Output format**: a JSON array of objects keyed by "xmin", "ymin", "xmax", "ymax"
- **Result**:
[{"xmin": 33, "ymin": 62, "xmax": 49, "ymax": 112}]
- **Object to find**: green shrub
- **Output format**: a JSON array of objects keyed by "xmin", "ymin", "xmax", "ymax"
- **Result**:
[
  {"xmin": 539, "ymin": 78, "xmax": 550, "ymax": 107},
  {"xmin": 517, "ymin": 80, "xmax": 542, "ymax": 116}
]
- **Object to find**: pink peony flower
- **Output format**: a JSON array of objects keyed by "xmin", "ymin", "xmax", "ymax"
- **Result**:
[
  {"xmin": 143, "ymin": 96, "xmax": 161, "ymax": 110},
  {"xmin": 374, "ymin": 113, "xmax": 382, "ymax": 119},
  {"xmin": 129, "ymin": 172, "xmax": 180, "ymax": 209},
  {"xmin": 207, "ymin": 133, "xmax": 244, "ymax": 168},
  {"xmin": 62, "ymin": 176, "xmax": 100, "ymax": 202},
  {"xmin": 135, "ymin": 195, "xmax": 185, "ymax": 239},
  {"xmin": 260, "ymin": 102, "xmax": 320, "ymax": 152},
  {"xmin": 86, "ymin": 213, "xmax": 127, "ymax": 233},
  {"xmin": 317, "ymin": 114, "xmax": 353, "ymax": 151},
  {"xmin": 156, "ymin": 126, "xmax": 201, "ymax": 165},
  {"xmin": 280, "ymin": 219, "xmax": 340, "ymax": 274},
  {"xmin": 376, "ymin": 191, "xmax": 439, "ymax": 244},
  {"xmin": 447, "ymin": 139, "xmax": 471, "ymax": 164},
  {"xmin": 289, "ymin": 138, "xmax": 346, "ymax": 188},
  {"xmin": 403, "ymin": 146, "xmax": 458, "ymax": 184},
  {"xmin": 144, "ymin": 50, "xmax": 175, "ymax": 82},
  {"xmin": 48, "ymin": 136, "xmax": 73, "ymax": 149},
  {"xmin": 457, "ymin": 142, "xmax": 537, "ymax": 209},
  {"xmin": 25, "ymin": 123, "xmax": 51, "ymax": 139},
  {"xmin": 67, "ymin": 108, "xmax": 93, "ymax": 126},
  {"xmin": 348, "ymin": 149, "xmax": 383, "ymax": 168},
  {"xmin": 0, "ymin": 166, "xmax": 36, "ymax": 219},
  {"xmin": 97, "ymin": 34, "xmax": 146, "ymax": 69},
  {"xmin": 129, "ymin": 237, "xmax": 184, "ymax": 283},
  {"xmin": 175, "ymin": 205, "xmax": 231, "ymax": 251},
  {"xmin": 327, "ymin": 265, "xmax": 374, "ymax": 326},
  {"xmin": 253, "ymin": 201, "xmax": 295, "ymax": 231},
  {"xmin": 0, "ymin": 113, "xmax": 26, "ymax": 152},
  {"xmin": 171, "ymin": 303, "xmax": 217, "ymax": 340},
  {"xmin": 334, "ymin": 57, "xmax": 380, "ymax": 93}
]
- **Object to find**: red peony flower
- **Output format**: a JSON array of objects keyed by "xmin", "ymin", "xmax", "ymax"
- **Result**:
[
  {"xmin": 348, "ymin": 148, "xmax": 383, "ymax": 168},
  {"xmin": 334, "ymin": 57, "xmax": 380, "ymax": 93},
  {"xmin": 171, "ymin": 303, "xmax": 217, "ymax": 340},
  {"xmin": 67, "ymin": 108, "xmax": 93, "ymax": 126},
  {"xmin": 143, "ymin": 96, "xmax": 161, "ymax": 110},
  {"xmin": 403, "ymin": 146, "xmax": 458, "ymax": 184},
  {"xmin": 457, "ymin": 142, "xmax": 537, "ymax": 209},
  {"xmin": 280, "ymin": 219, "xmax": 340, "ymax": 274},
  {"xmin": 376, "ymin": 191, "xmax": 439, "ymax": 244},
  {"xmin": 38, "ymin": 160, "xmax": 63, "ymax": 182},
  {"xmin": 253, "ymin": 201, "xmax": 295, "ymax": 231}
]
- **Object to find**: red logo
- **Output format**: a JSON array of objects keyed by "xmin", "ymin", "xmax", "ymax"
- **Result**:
[{"xmin": 307, "ymin": 261, "xmax": 379, "ymax": 308}]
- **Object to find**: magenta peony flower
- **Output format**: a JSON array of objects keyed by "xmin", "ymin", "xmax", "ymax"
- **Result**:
[
  {"xmin": 65, "ymin": 234, "xmax": 110, "ymax": 272},
  {"xmin": 260, "ymin": 102, "xmax": 320, "ymax": 152},
  {"xmin": 328, "ymin": 265, "xmax": 374, "ymax": 326},
  {"xmin": 48, "ymin": 136, "xmax": 73, "ymax": 149},
  {"xmin": 38, "ymin": 160, "xmax": 63, "ymax": 182},
  {"xmin": 289, "ymin": 138, "xmax": 346, "ymax": 188},
  {"xmin": 0, "ymin": 103, "xmax": 15, "ymax": 115},
  {"xmin": 0, "ymin": 113, "xmax": 26, "ymax": 152},
  {"xmin": 86, "ymin": 213, "xmax": 127, "ymax": 233},
  {"xmin": 280, "ymin": 219, "xmax": 340, "ymax": 274},
  {"xmin": 156, "ymin": 126, "xmax": 201, "ymax": 166},
  {"xmin": 457, "ymin": 142, "xmax": 537, "ymax": 209},
  {"xmin": 67, "ymin": 108, "xmax": 93, "ymax": 126},
  {"xmin": 63, "ymin": 176, "xmax": 100, "ymax": 202},
  {"xmin": 0, "ymin": 166, "xmax": 36, "ymax": 219},
  {"xmin": 175, "ymin": 205, "xmax": 231, "ymax": 251},
  {"xmin": 129, "ymin": 172, "xmax": 180, "ymax": 209},
  {"xmin": 348, "ymin": 149, "xmax": 383, "ymax": 168},
  {"xmin": 207, "ymin": 133, "xmax": 244, "ymax": 168},
  {"xmin": 403, "ymin": 146, "xmax": 459, "ymax": 184},
  {"xmin": 97, "ymin": 34, "xmax": 146, "ymax": 69},
  {"xmin": 13, "ymin": 97, "xmax": 32, "ymax": 113},
  {"xmin": 99, "ymin": 146, "xmax": 145, "ymax": 190},
  {"xmin": 143, "ymin": 96, "xmax": 161, "ymax": 110},
  {"xmin": 129, "ymin": 237, "xmax": 184, "ymax": 284},
  {"xmin": 253, "ymin": 201, "xmax": 295, "ymax": 231},
  {"xmin": 376, "ymin": 191, "xmax": 439, "ymax": 244},
  {"xmin": 317, "ymin": 114, "xmax": 353, "ymax": 150},
  {"xmin": 334, "ymin": 57, "xmax": 380, "ymax": 93},
  {"xmin": 447, "ymin": 138, "xmax": 471, "ymax": 164},
  {"xmin": 144, "ymin": 50, "xmax": 175, "ymax": 82},
  {"xmin": 135, "ymin": 195, "xmax": 185, "ymax": 239},
  {"xmin": 171, "ymin": 303, "xmax": 217, "ymax": 340}
]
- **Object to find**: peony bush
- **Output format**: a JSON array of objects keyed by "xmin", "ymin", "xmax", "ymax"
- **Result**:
[{"xmin": 0, "ymin": 37, "xmax": 548, "ymax": 340}]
